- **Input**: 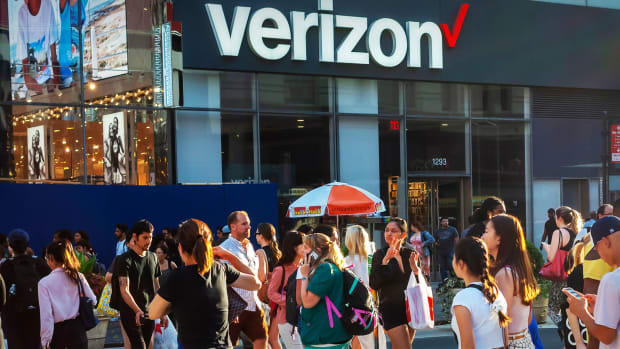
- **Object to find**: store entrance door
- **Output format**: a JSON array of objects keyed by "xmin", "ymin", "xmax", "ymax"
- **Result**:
[{"xmin": 407, "ymin": 177, "xmax": 471, "ymax": 281}]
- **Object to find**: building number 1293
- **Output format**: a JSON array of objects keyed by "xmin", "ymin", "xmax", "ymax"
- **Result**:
[{"xmin": 432, "ymin": 158, "xmax": 448, "ymax": 167}]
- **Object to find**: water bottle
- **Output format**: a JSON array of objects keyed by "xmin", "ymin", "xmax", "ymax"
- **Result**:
[{"xmin": 9, "ymin": 284, "xmax": 16, "ymax": 296}]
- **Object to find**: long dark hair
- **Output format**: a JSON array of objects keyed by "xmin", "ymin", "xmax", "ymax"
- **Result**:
[
  {"xmin": 489, "ymin": 214, "xmax": 539, "ymax": 305},
  {"xmin": 454, "ymin": 237, "xmax": 511, "ymax": 328},
  {"xmin": 277, "ymin": 231, "xmax": 303, "ymax": 266},
  {"xmin": 45, "ymin": 240, "xmax": 81, "ymax": 283},
  {"xmin": 257, "ymin": 223, "xmax": 282, "ymax": 263},
  {"xmin": 178, "ymin": 219, "xmax": 213, "ymax": 275},
  {"xmin": 474, "ymin": 197, "xmax": 505, "ymax": 223}
]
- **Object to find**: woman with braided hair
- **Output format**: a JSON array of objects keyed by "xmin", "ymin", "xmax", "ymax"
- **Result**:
[
  {"xmin": 452, "ymin": 237, "xmax": 510, "ymax": 349},
  {"xmin": 483, "ymin": 214, "xmax": 540, "ymax": 348}
]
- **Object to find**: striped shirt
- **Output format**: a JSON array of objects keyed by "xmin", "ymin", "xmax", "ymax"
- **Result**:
[{"xmin": 219, "ymin": 237, "xmax": 259, "ymax": 311}]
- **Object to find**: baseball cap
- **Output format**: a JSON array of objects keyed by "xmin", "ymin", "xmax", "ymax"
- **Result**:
[
  {"xmin": 590, "ymin": 216, "xmax": 620, "ymax": 245},
  {"xmin": 222, "ymin": 225, "xmax": 231, "ymax": 233},
  {"xmin": 8, "ymin": 229, "xmax": 30, "ymax": 247}
]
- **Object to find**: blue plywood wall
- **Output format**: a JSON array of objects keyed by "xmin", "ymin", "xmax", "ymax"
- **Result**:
[{"xmin": 0, "ymin": 183, "xmax": 278, "ymax": 266}]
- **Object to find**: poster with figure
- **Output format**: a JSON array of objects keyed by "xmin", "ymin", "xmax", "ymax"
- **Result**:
[
  {"xmin": 27, "ymin": 126, "xmax": 47, "ymax": 180},
  {"xmin": 8, "ymin": 0, "xmax": 128, "ymax": 99},
  {"xmin": 103, "ymin": 112, "xmax": 127, "ymax": 184}
]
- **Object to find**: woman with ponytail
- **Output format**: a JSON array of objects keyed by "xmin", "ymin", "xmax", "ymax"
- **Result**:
[
  {"xmin": 298, "ymin": 233, "xmax": 352, "ymax": 349},
  {"xmin": 149, "ymin": 219, "xmax": 261, "ymax": 349},
  {"xmin": 483, "ymin": 214, "xmax": 539, "ymax": 348},
  {"xmin": 255, "ymin": 223, "xmax": 283, "ymax": 349},
  {"xmin": 452, "ymin": 237, "xmax": 510, "ymax": 349},
  {"xmin": 541, "ymin": 206, "xmax": 580, "ymax": 325},
  {"xmin": 38, "ymin": 239, "xmax": 96, "ymax": 349}
]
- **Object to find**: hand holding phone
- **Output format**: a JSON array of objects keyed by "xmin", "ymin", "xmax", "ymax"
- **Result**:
[{"xmin": 562, "ymin": 287, "xmax": 582, "ymax": 299}]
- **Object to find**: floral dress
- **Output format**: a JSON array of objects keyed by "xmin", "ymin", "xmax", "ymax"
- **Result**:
[{"xmin": 410, "ymin": 233, "xmax": 431, "ymax": 276}]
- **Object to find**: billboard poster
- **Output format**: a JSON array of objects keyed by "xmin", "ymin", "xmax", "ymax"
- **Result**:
[
  {"xmin": 27, "ymin": 125, "xmax": 47, "ymax": 180},
  {"xmin": 103, "ymin": 112, "xmax": 127, "ymax": 184},
  {"xmin": 9, "ymin": 0, "xmax": 128, "ymax": 99},
  {"xmin": 611, "ymin": 124, "xmax": 620, "ymax": 164}
]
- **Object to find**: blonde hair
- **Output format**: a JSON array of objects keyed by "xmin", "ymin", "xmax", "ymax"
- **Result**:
[
  {"xmin": 565, "ymin": 237, "xmax": 588, "ymax": 275},
  {"xmin": 304, "ymin": 233, "xmax": 346, "ymax": 278},
  {"xmin": 345, "ymin": 225, "xmax": 369, "ymax": 260}
]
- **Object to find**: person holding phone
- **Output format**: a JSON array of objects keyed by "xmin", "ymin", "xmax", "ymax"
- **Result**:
[
  {"xmin": 566, "ymin": 216, "xmax": 620, "ymax": 349},
  {"xmin": 369, "ymin": 217, "xmax": 421, "ymax": 349},
  {"xmin": 298, "ymin": 233, "xmax": 352, "ymax": 349}
]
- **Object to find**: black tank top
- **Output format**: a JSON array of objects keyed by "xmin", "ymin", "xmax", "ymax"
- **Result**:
[
  {"xmin": 261, "ymin": 246, "xmax": 277, "ymax": 272},
  {"xmin": 559, "ymin": 228, "xmax": 576, "ymax": 251}
]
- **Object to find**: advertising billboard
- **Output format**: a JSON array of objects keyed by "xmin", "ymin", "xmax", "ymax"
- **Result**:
[{"xmin": 8, "ymin": 0, "xmax": 128, "ymax": 99}]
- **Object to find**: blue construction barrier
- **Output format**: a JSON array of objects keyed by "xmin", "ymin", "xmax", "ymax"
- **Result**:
[{"xmin": 0, "ymin": 183, "xmax": 278, "ymax": 266}]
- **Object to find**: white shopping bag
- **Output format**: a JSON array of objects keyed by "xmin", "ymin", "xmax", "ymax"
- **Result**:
[
  {"xmin": 404, "ymin": 270, "xmax": 434, "ymax": 330},
  {"xmin": 153, "ymin": 317, "xmax": 178, "ymax": 349}
]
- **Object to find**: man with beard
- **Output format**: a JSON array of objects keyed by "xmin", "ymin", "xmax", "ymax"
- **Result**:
[
  {"xmin": 28, "ymin": 130, "xmax": 45, "ymax": 179},
  {"xmin": 104, "ymin": 116, "xmax": 126, "ymax": 184},
  {"xmin": 220, "ymin": 211, "xmax": 268, "ymax": 349}
]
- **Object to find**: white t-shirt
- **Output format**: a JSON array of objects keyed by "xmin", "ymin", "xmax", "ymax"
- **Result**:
[
  {"xmin": 451, "ymin": 283, "xmax": 507, "ymax": 349},
  {"xmin": 344, "ymin": 254, "xmax": 369, "ymax": 285},
  {"xmin": 593, "ymin": 267, "xmax": 620, "ymax": 349},
  {"xmin": 17, "ymin": 0, "xmax": 59, "ymax": 84}
]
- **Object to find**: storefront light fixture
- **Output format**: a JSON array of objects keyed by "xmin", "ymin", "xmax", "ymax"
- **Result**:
[
  {"xmin": 297, "ymin": 119, "xmax": 304, "ymax": 122},
  {"xmin": 441, "ymin": 123, "xmax": 449, "ymax": 127},
  {"xmin": 65, "ymin": 147, "xmax": 70, "ymax": 153},
  {"xmin": 89, "ymin": 82, "xmax": 96, "ymax": 90}
]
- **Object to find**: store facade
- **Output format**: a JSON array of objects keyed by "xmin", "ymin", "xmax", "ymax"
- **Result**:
[{"xmin": 2, "ymin": 0, "xmax": 620, "ymax": 243}]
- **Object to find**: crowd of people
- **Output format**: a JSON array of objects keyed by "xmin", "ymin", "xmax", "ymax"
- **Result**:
[{"xmin": 0, "ymin": 199, "xmax": 617, "ymax": 349}]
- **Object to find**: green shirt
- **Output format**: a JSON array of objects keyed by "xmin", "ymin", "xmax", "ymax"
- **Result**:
[{"xmin": 299, "ymin": 263, "xmax": 352, "ymax": 346}]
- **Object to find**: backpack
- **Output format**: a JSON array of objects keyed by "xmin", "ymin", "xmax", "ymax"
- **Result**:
[
  {"xmin": 284, "ymin": 268, "xmax": 300, "ymax": 327},
  {"xmin": 7, "ymin": 256, "xmax": 41, "ymax": 312},
  {"xmin": 340, "ymin": 267, "xmax": 379, "ymax": 336}
]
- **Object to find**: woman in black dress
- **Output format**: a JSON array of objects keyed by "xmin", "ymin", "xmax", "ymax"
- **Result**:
[{"xmin": 369, "ymin": 217, "xmax": 420, "ymax": 349}]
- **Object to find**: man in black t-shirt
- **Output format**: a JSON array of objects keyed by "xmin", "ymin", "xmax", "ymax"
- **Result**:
[
  {"xmin": 541, "ymin": 208, "xmax": 557, "ymax": 248},
  {"xmin": 116, "ymin": 220, "xmax": 165, "ymax": 349}
]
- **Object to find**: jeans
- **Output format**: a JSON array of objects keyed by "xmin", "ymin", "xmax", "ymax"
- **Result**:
[{"xmin": 438, "ymin": 252, "xmax": 453, "ymax": 280}]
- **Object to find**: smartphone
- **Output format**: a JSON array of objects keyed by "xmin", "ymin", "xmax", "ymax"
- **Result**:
[
  {"xmin": 308, "ymin": 250, "xmax": 319, "ymax": 264},
  {"xmin": 563, "ymin": 287, "xmax": 581, "ymax": 299}
]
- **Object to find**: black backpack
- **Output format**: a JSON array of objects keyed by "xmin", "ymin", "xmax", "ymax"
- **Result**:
[
  {"xmin": 340, "ymin": 267, "xmax": 379, "ymax": 336},
  {"xmin": 7, "ymin": 256, "xmax": 41, "ymax": 312},
  {"xmin": 284, "ymin": 268, "xmax": 300, "ymax": 327}
]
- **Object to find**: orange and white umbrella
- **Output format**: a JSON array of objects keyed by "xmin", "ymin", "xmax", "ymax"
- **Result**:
[{"xmin": 286, "ymin": 182, "xmax": 386, "ymax": 218}]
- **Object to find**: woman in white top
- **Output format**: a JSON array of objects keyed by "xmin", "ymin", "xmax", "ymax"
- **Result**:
[
  {"xmin": 38, "ymin": 240, "xmax": 97, "ymax": 349},
  {"xmin": 451, "ymin": 237, "xmax": 510, "ymax": 349},
  {"xmin": 344, "ymin": 225, "xmax": 374, "ymax": 349},
  {"xmin": 483, "ymin": 214, "xmax": 540, "ymax": 349}
]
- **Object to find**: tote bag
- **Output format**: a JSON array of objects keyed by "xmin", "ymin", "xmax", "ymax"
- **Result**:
[
  {"xmin": 539, "ymin": 230, "xmax": 569, "ymax": 282},
  {"xmin": 78, "ymin": 278, "xmax": 98, "ymax": 331},
  {"xmin": 405, "ymin": 270, "xmax": 434, "ymax": 330}
]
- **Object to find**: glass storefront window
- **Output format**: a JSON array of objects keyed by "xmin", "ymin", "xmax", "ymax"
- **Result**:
[
  {"xmin": 472, "ymin": 121, "xmax": 526, "ymax": 222},
  {"xmin": 175, "ymin": 111, "xmax": 253, "ymax": 184},
  {"xmin": 379, "ymin": 119, "xmax": 401, "ymax": 217},
  {"xmin": 471, "ymin": 85, "xmax": 525, "ymax": 118},
  {"xmin": 182, "ymin": 71, "xmax": 255, "ymax": 109},
  {"xmin": 259, "ymin": 74, "xmax": 332, "ymax": 112},
  {"xmin": 8, "ymin": 105, "xmax": 84, "ymax": 182},
  {"xmin": 85, "ymin": 107, "xmax": 169, "ymax": 185},
  {"xmin": 406, "ymin": 82, "xmax": 465, "ymax": 117},
  {"xmin": 407, "ymin": 120, "xmax": 467, "ymax": 172},
  {"xmin": 260, "ymin": 115, "xmax": 331, "ymax": 232},
  {"xmin": 336, "ymin": 78, "xmax": 402, "ymax": 115}
]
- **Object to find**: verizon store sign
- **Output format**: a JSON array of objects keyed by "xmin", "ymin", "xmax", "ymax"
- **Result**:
[{"xmin": 205, "ymin": 0, "xmax": 469, "ymax": 68}]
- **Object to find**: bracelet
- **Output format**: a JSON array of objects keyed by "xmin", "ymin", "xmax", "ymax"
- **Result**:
[{"xmin": 301, "ymin": 277, "xmax": 308, "ymax": 281}]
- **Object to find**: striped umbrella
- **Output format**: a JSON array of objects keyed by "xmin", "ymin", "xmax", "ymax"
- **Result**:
[{"xmin": 286, "ymin": 182, "xmax": 386, "ymax": 218}]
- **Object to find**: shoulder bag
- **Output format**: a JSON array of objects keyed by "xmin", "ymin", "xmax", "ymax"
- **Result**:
[
  {"xmin": 539, "ymin": 229, "xmax": 569, "ymax": 282},
  {"xmin": 77, "ymin": 277, "xmax": 98, "ymax": 331}
]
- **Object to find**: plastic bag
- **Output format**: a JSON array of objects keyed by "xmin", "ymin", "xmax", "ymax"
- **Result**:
[
  {"xmin": 95, "ymin": 283, "xmax": 119, "ymax": 317},
  {"xmin": 153, "ymin": 317, "xmax": 178, "ymax": 349},
  {"xmin": 404, "ymin": 270, "xmax": 434, "ymax": 330}
]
